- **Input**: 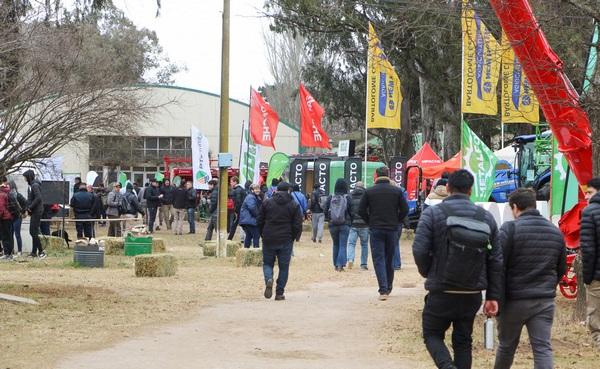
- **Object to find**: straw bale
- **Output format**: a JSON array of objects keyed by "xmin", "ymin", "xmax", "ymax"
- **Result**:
[
  {"xmin": 226, "ymin": 240, "xmax": 242, "ymax": 257},
  {"xmin": 40, "ymin": 236, "xmax": 67, "ymax": 251},
  {"xmin": 235, "ymin": 248, "xmax": 263, "ymax": 267},
  {"xmin": 152, "ymin": 238, "xmax": 166, "ymax": 253},
  {"xmin": 134, "ymin": 254, "xmax": 177, "ymax": 277},
  {"xmin": 98, "ymin": 237, "xmax": 124, "ymax": 255},
  {"xmin": 203, "ymin": 241, "xmax": 217, "ymax": 257}
]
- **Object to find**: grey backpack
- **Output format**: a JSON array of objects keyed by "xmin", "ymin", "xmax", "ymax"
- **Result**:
[{"xmin": 328, "ymin": 194, "xmax": 348, "ymax": 225}]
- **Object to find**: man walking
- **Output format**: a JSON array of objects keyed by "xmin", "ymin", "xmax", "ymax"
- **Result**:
[
  {"xmin": 347, "ymin": 181, "xmax": 369, "ymax": 270},
  {"xmin": 309, "ymin": 183, "xmax": 325, "ymax": 243},
  {"xmin": 23, "ymin": 170, "xmax": 46, "ymax": 258},
  {"xmin": 494, "ymin": 188, "xmax": 566, "ymax": 369},
  {"xmin": 159, "ymin": 179, "xmax": 175, "ymax": 231},
  {"xmin": 204, "ymin": 180, "xmax": 218, "ymax": 240},
  {"xmin": 184, "ymin": 181, "xmax": 196, "ymax": 234},
  {"xmin": 412, "ymin": 169, "xmax": 502, "ymax": 369},
  {"xmin": 145, "ymin": 179, "xmax": 162, "ymax": 233},
  {"xmin": 70, "ymin": 183, "xmax": 95, "ymax": 239},
  {"xmin": 359, "ymin": 166, "xmax": 408, "ymax": 299},
  {"xmin": 581, "ymin": 177, "xmax": 600, "ymax": 348},
  {"xmin": 257, "ymin": 182, "xmax": 303, "ymax": 301},
  {"xmin": 228, "ymin": 176, "xmax": 245, "ymax": 240}
]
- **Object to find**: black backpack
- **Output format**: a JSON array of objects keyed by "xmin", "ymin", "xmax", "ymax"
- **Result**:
[{"xmin": 438, "ymin": 203, "xmax": 491, "ymax": 289}]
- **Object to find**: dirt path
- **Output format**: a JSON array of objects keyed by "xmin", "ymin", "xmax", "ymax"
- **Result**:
[{"xmin": 56, "ymin": 281, "xmax": 419, "ymax": 369}]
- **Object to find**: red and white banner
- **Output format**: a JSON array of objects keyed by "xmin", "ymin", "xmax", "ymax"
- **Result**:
[
  {"xmin": 249, "ymin": 88, "xmax": 279, "ymax": 149},
  {"xmin": 299, "ymin": 83, "xmax": 330, "ymax": 149}
]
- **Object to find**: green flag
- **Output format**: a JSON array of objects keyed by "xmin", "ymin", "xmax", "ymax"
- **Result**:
[
  {"xmin": 461, "ymin": 120, "xmax": 498, "ymax": 202},
  {"xmin": 550, "ymin": 139, "xmax": 579, "ymax": 221},
  {"xmin": 155, "ymin": 171, "xmax": 164, "ymax": 182},
  {"xmin": 118, "ymin": 172, "xmax": 127, "ymax": 188},
  {"xmin": 266, "ymin": 152, "xmax": 289, "ymax": 186}
]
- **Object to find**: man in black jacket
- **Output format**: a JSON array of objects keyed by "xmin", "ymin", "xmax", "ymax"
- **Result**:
[
  {"xmin": 494, "ymin": 188, "xmax": 566, "ymax": 369},
  {"xmin": 257, "ymin": 182, "xmax": 303, "ymax": 301},
  {"xmin": 228, "ymin": 176, "xmax": 246, "ymax": 240},
  {"xmin": 581, "ymin": 177, "xmax": 600, "ymax": 348},
  {"xmin": 309, "ymin": 183, "xmax": 325, "ymax": 243},
  {"xmin": 159, "ymin": 179, "xmax": 175, "ymax": 231},
  {"xmin": 204, "ymin": 180, "xmax": 218, "ymax": 240},
  {"xmin": 347, "ymin": 181, "xmax": 369, "ymax": 270},
  {"xmin": 23, "ymin": 170, "xmax": 46, "ymax": 258},
  {"xmin": 145, "ymin": 179, "xmax": 162, "ymax": 233},
  {"xmin": 359, "ymin": 166, "xmax": 409, "ymax": 299},
  {"xmin": 412, "ymin": 169, "xmax": 502, "ymax": 369},
  {"xmin": 70, "ymin": 183, "xmax": 95, "ymax": 239}
]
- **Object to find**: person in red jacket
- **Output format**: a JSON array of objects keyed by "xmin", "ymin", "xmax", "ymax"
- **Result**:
[{"xmin": 0, "ymin": 177, "xmax": 15, "ymax": 260}]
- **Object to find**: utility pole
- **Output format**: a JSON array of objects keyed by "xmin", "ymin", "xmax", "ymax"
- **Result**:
[{"xmin": 217, "ymin": 0, "xmax": 230, "ymax": 257}]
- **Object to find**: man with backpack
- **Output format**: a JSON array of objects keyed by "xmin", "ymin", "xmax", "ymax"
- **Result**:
[
  {"xmin": 412, "ymin": 169, "xmax": 502, "ymax": 369},
  {"xmin": 0, "ymin": 177, "xmax": 15, "ymax": 260},
  {"xmin": 324, "ymin": 178, "xmax": 353, "ymax": 272},
  {"xmin": 359, "ymin": 166, "xmax": 408, "ymax": 299},
  {"xmin": 309, "ymin": 183, "xmax": 325, "ymax": 243},
  {"xmin": 494, "ymin": 188, "xmax": 566, "ymax": 369},
  {"xmin": 121, "ymin": 183, "xmax": 144, "ymax": 233}
]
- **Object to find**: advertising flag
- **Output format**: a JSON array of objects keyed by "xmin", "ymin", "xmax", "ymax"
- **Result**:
[
  {"xmin": 266, "ymin": 152, "xmax": 289, "ymax": 186},
  {"xmin": 239, "ymin": 120, "xmax": 261, "ymax": 185},
  {"xmin": 289, "ymin": 159, "xmax": 308, "ymax": 194},
  {"xmin": 366, "ymin": 23, "xmax": 402, "ymax": 129},
  {"xmin": 550, "ymin": 138, "xmax": 579, "ymax": 223},
  {"xmin": 345, "ymin": 157, "xmax": 363, "ymax": 191},
  {"xmin": 314, "ymin": 158, "xmax": 331, "ymax": 195},
  {"xmin": 501, "ymin": 33, "xmax": 539, "ymax": 124},
  {"xmin": 299, "ymin": 84, "xmax": 330, "ymax": 148},
  {"xmin": 191, "ymin": 126, "xmax": 211, "ymax": 190},
  {"xmin": 389, "ymin": 156, "xmax": 407, "ymax": 189},
  {"xmin": 249, "ymin": 88, "xmax": 280, "ymax": 149},
  {"xmin": 461, "ymin": 120, "xmax": 498, "ymax": 202},
  {"xmin": 461, "ymin": 0, "xmax": 501, "ymax": 116}
]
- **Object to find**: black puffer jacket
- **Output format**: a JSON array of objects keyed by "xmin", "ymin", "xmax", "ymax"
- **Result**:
[
  {"xmin": 160, "ymin": 185, "xmax": 175, "ymax": 205},
  {"xmin": 358, "ymin": 177, "xmax": 408, "ymax": 230},
  {"xmin": 412, "ymin": 193, "xmax": 503, "ymax": 300},
  {"xmin": 499, "ymin": 209, "xmax": 566, "ymax": 301},
  {"xmin": 173, "ymin": 187, "xmax": 188, "ymax": 210},
  {"xmin": 232, "ymin": 185, "xmax": 246, "ymax": 213},
  {"xmin": 257, "ymin": 191, "xmax": 303, "ymax": 248},
  {"xmin": 209, "ymin": 188, "xmax": 219, "ymax": 215},
  {"xmin": 145, "ymin": 186, "xmax": 161, "ymax": 208},
  {"xmin": 581, "ymin": 193, "xmax": 600, "ymax": 284},
  {"xmin": 23, "ymin": 170, "xmax": 43, "ymax": 215},
  {"xmin": 349, "ymin": 186, "xmax": 367, "ymax": 228}
]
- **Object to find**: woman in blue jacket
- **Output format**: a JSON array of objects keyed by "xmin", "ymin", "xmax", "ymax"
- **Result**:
[{"xmin": 239, "ymin": 184, "xmax": 262, "ymax": 248}]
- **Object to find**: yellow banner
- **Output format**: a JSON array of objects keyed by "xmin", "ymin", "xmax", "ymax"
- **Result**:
[
  {"xmin": 501, "ymin": 33, "xmax": 539, "ymax": 124},
  {"xmin": 461, "ymin": 1, "xmax": 501, "ymax": 116},
  {"xmin": 366, "ymin": 23, "xmax": 402, "ymax": 129}
]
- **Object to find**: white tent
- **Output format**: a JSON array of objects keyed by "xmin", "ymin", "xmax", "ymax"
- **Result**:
[{"xmin": 494, "ymin": 146, "xmax": 517, "ymax": 167}]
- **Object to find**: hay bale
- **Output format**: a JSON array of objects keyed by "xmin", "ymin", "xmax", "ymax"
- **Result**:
[
  {"xmin": 40, "ymin": 236, "xmax": 67, "ymax": 251},
  {"xmin": 152, "ymin": 238, "xmax": 166, "ymax": 253},
  {"xmin": 235, "ymin": 248, "xmax": 263, "ymax": 267},
  {"xmin": 203, "ymin": 241, "xmax": 217, "ymax": 257},
  {"xmin": 134, "ymin": 254, "xmax": 177, "ymax": 277},
  {"xmin": 226, "ymin": 240, "xmax": 242, "ymax": 257},
  {"xmin": 98, "ymin": 237, "xmax": 124, "ymax": 255}
]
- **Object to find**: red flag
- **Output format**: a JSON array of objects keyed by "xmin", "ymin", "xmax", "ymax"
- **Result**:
[
  {"xmin": 299, "ymin": 83, "xmax": 330, "ymax": 149},
  {"xmin": 249, "ymin": 88, "xmax": 279, "ymax": 149}
]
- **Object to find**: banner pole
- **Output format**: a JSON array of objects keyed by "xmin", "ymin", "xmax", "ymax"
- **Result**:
[
  {"xmin": 364, "ymin": 124, "xmax": 368, "ymax": 183},
  {"xmin": 501, "ymin": 121, "xmax": 505, "ymax": 148}
]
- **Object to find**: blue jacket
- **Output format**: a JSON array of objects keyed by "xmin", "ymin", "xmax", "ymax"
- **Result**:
[
  {"xmin": 239, "ymin": 193, "xmax": 262, "ymax": 226},
  {"xmin": 291, "ymin": 191, "xmax": 308, "ymax": 215}
]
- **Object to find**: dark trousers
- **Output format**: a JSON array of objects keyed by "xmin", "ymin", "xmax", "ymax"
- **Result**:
[
  {"xmin": 13, "ymin": 217, "xmax": 22, "ymax": 253},
  {"xmin": 147, "ymin": 207, "xmax": 158, "ymax": 233},
  {"xmin": 369, "ymin": 227, "xmax": 400, "ymax": 294},
  {"xmin": 227, "ymin": 212, "xmax": 239, "ymax": 240},
  {"xmin": 329, "ymin": 224, "xmax": 350, "ymax": 268},
  {"xmin": 205, "ymin": 214, "xmax": 217, "ymax": 240},
  {"xmin": 40, "ymin": 220, "xmax": 50, "ymax": 236},
  {"xmin": 187, "ymin": 208, "xmax": 196, "ymax": 233},
  {"xmin": 75, "ymin": 218, "xmax": 93, "ymax": 239},
  {"xmin": 242, "ymin": 225, "xmax": 260, "ymax": 248},
  {"xmin": 262, "ymin": 242, "xmax": 293, "ymax": 296},
  {"xmin": 29, "ymin": 213, "xmax": 43, "ymax": 256},
  {"xmin": 1, "ymin": 219, "xmax": 14, "ymax": 255},
  {"xmin": 422, "ymin": 292, "xmax": 482, "ymax": 369}
]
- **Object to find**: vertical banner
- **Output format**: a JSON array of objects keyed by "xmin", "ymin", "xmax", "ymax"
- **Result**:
[
  {"xmin": 314, "ymin": 158, "xmax": 331, "ymax": 195},
  {"xmin": 550, "ymin": 138, "xmax": 579, "ymax": 223},
  {"xmin": 266, "ymin": 152, "xmax": 289, "ymax": 186},
  {"xmin": 461, "ymin": 0, "xmax": 501, "ymax": 115},
  {"xmin": 501, "ymin": 33, "xmax": 539, "ymax": 124},
  {"xmin": 249, "ymin": 88, "xmax": 280, "ymax": 149},
  {"xmin": 289, "ymin": 159, "xmax": 308, "ymax": 194},
  {"xmin": 345, "ymin": 157, "xmax": 363, "ymax": 190},
  {"xmin": 191, "ymin": 126, "xmax": 211, "ymax": 190},
  {"xmin": 299, "ymin": 83, "xmax": 331, "ymax": 148},
  {"xmin": 389, "ymin": 156, "xmax": 407, "ymax": 189},
  {"xmin": 366, "ymin": 23, "xmax": 402, "ymax": 129},
  {"xmin": 461, "ymin": 120, "xmax": 498, "ymax": 202},
  {"xmin": 239, "ymin": 121, "xmax": 261, "ymax": 185}
]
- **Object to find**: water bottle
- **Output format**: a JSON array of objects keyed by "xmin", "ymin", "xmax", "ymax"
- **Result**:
[{"xmin": 484, "ymin": 317, "xmax": 495, "ymax": 350}]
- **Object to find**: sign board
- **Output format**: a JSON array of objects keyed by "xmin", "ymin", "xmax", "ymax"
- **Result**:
[
  {"xmin": 389, "ymin": 156, "xmax": 407, "ymax": 188},
  {"xmin": 314, "ymin": 158, "xmax": 331, "ymax": 195},
  {"xmin": 338, "ymin": 140, "xmax": 350, "ymax": 157},
  {"xmin": 289, "ymin": 159, "xmax": 308, "ymax": 194},
  {"xmin": 344, "ymin": 158, "xmax": 362, "ymax": 190},
  {"xmin": 41, "ymin": 181, "xmax": 70, "ymax": 205}
]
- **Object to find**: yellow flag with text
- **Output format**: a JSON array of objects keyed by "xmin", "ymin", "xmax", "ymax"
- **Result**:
[
  {"xmin": 366, "ymin": 23, "xmax": 402, "ymax": 129},
  {"xmin": 461, "ymin": 0, "xmax": 501, "ymax": 115},
  {"xmin": 501, "ymin": 32, "xmax": 539, "ymax": 124}
]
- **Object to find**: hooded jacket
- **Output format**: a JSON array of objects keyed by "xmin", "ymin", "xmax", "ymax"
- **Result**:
[
  {"xmin": 0, "ymin": 185, "xmax": 13, "ymax": 220},
  {"xmin": 257, "ymin": 191, "xmax": 303, "ymax": 248},
  {"xmin": 23, "ymin": 170, "xmax": 43, "ymax": 215},
  {"xmin": 427, "ymin": 185, "xmax": 448, "ymax": 200},
  {"xmin": 358, "ymin": 177, "xmax": 408, "ymax": 230},
  {"xmin": 581, "ymin": 193, "xmax": 600, "ymax": 284},
  {"xmin": 231, "ymin": 184, "xmax": 246, "ymax": 213},
  {"xmin": 239, "ymin": 192, "xmax": 262, "ymax": 226},
  {"xmin": 124, "ymin": 185, "xmax": 144, "ymax": 215}
]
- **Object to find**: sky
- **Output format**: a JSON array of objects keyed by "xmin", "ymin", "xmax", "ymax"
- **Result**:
[{"xmin": 112, "ymin": 0, "xmax": 273, "ymax": 103}]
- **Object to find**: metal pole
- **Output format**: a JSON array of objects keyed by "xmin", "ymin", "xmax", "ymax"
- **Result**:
[{"xmin": 217, "ymin": 0, "xmax": 230, "ymax": 258}]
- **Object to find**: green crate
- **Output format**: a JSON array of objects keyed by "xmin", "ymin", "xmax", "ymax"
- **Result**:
[
  {"xmin": 125, "ymin": 234, "xmax": 153, "ymax": 244},
  {"xmin": 124, "ymin": 242, "xmax": 152, "ymax": 256}
]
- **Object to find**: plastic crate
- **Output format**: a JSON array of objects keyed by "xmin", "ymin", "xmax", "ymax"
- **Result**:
[
  {"xmin": 124, "ymin": 242, "xmax": 152, "ymax": 256},
  {"xmin": 125, "ymin": 234, "xmax": 153, "ymax": 244}
]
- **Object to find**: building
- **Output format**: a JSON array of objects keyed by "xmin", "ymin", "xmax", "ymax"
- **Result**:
[{"xmin": 56, "ymin": 85, "xmax": 300, "ymax": 185}]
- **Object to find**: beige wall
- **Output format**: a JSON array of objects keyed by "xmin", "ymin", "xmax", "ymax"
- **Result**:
[{"xmin": 56, "ymin": 85, "xmax": 300, "ymax": 177}]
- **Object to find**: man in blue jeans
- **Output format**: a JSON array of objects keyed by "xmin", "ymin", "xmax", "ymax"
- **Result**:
[
  {"xmin": 359, "ymin": 166, "xmax": 408, "ymax": 300},
  {"xmin": 184, "ymin": 181, "xmax": 196, "ymax": 234},
  {"xmin": 347, "ymin": 181, "xmax": 369, "ymax": 270},
  {"xmin": 257, "ymin": 182, "xmax": 303, "ymax": 301}
]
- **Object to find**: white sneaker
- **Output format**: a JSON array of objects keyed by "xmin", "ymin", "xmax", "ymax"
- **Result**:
[{"xmin": 38, "ymin": 252, "xmax": 47, "ymax": 259}]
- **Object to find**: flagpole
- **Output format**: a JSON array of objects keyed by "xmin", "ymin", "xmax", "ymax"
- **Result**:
[
  {"xmin": 364, "ymin": 124, "xmax": 368, "ymax": 183},
  {"xmin": 501, "ymin": 121, "xmax": 505, "ymax": 148}
]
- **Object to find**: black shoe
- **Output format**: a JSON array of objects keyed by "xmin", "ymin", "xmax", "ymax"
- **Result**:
[
  {"xmin": 275, "ymin": 294, "xmax": 285, "ymax": 301},
  {"xmin": 318, "ymin": 239, "xmax": 322, "ymax": 243},
  {"xmin": 360, "ymin": 265, "xmax": 368, "ymax": 270},
  {"xmin": 264, "ymin": 279, "xmax": 273, "ymax": 299},
  {"xmin": 311, "ymin": 238, "xmax": 316, "ymax": 243}
]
